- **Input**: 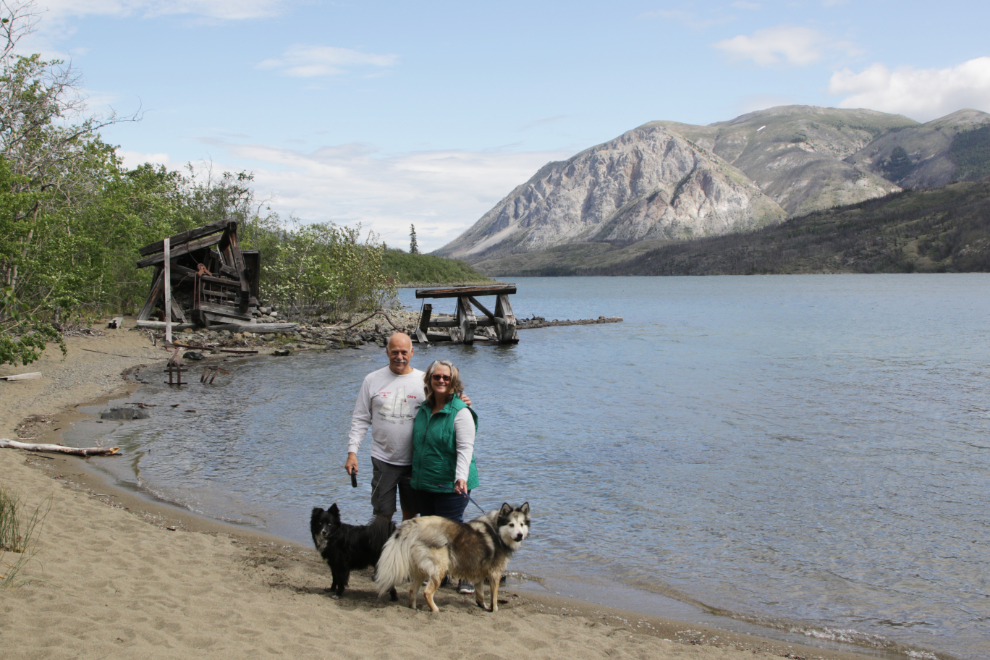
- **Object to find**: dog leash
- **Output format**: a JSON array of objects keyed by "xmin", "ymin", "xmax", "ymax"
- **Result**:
[
  {"xmin": 428, "ymin": 483, "xmax": 515, "ymax": 552},
  {"xmin": 428, "ymin": 483, "xmax": 488, "ymax": 517}
]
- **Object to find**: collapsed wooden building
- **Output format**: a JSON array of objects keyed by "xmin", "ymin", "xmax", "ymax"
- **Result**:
[{"xmin": 135, "ymin": 220, "xmax": 262, "ymax": 328}]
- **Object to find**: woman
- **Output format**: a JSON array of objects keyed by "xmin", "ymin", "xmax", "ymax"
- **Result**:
[{"xmin": 410, "ymin": 359, "xmax": 479, "ymax": 594}]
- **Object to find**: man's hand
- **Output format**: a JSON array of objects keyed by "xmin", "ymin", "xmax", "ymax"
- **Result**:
[
  {"xmin": 345, "ymin": 452, "xmax": 358, "ymax": 476},
  {"xmin": 461, "ymin": 393, "xmax": 473, "ymax": 407}
]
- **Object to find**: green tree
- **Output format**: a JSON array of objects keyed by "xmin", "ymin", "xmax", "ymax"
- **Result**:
[
  {"xmin": 882, "ymin": 146, "xmax": 913, "ymax": 183},
  {"xmin": 0, "ymin": 2, "xmax": 142, "ymax": 364},
  {"xmin": 410, "ymin": 224, "xmax": 419, "ymax": 254}
]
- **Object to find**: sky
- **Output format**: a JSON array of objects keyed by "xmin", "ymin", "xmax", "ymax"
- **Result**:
[{"xmin": 12, "ymin": 0, "xmax": 990, "ymax": 252}]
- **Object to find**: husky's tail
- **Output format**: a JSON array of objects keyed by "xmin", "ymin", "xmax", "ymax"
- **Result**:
[{"xmin": 375, "ymin": 523, "xmax": 416, "ymax": 598}]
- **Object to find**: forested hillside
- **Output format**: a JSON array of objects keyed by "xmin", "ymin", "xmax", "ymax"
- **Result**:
[
  {"xmin": 382, "ymin": 250, "xmax": 491, "ymax": 286},
  {"xmin": 477, "ymin": 182, "xmax": 990, "ymax": 276}
]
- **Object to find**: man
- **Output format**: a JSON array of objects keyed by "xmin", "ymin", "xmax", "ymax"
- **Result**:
[{"xmin": 345, "ymin": 332, "xmax": 470, "ymax": 522}]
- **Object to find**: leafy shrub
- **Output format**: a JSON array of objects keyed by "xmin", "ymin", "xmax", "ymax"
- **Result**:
[
  {"xmin": 240, "ymin": 217, "xmax": 395, "ymax": 319},
  {"xmin": 381, "ymin": 249, "xmax": 492, "ymax": 285}
]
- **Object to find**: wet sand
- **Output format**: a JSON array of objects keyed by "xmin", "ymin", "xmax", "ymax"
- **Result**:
[{"xmin": 0, "ymin": 320, "xmax": 879, "ymax": 660}]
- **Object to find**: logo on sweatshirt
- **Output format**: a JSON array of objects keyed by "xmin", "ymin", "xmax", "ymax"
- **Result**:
[{"xmin": 379, "ymin": 386, "xmax": 412, "ymax": 420}]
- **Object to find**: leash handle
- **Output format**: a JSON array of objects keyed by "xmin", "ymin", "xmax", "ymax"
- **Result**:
[{"xmin": 350, "ymin": 470, "xmax": 358, "ymax": 488}]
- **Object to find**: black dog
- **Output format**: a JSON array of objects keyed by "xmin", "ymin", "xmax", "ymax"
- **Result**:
[{"xmin": 310, "ymin": 503, "xmax": 397, "ymax": 600}]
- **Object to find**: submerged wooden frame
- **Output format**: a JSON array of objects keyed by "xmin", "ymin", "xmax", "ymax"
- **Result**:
[{"xmin": 414, "ymin": 285, "xmax": 519, "ymax": 345}]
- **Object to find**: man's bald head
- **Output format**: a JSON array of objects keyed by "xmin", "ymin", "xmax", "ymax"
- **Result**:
[{"xmin": 386, "ymin": 332, "xmax": 414, "ymax": 375}]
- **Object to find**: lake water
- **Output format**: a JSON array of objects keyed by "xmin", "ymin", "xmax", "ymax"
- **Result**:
[{"xmin": 79, "ymin": 275, "xmax": 990, "ymax": 660}]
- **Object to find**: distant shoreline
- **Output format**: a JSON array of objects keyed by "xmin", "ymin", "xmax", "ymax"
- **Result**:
[{"xmin": 394, "ymin": 280, "xmax": 506, "ymax": 288}]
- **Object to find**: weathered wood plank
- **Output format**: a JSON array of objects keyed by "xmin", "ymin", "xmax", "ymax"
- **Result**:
[
  {"xmin": 136, "ymin": 233, "xmax": 224, "ymax": 268},
  {"xmin": 170, "ymin": 294, "xmax": 187, "ymax": 324},
  {"xmin": 421, "ymin": 317, "xmax": 497, "ymax": 328},
  {"xmin": 170, "ymin": 263, "xmax": 241, "ymax": 288},
  {"xmin": 416, "ymin": 303, "xmax": 432, "ymax": 344},
  {"xmin": 138, "ymin": 220, "xmax": 229, "ymax": 256},
  {"xmin": 219, "ymin": 225, "xmax": 251, "ymax": 307},
  {"xmin": 135, "ymin": 321, "xmax": 197, "ymax": 331},
  {"xmin": 494, "ymin": 294, "xmax": 519, "ymax": 344},
  {"xmin": 137, "ymin": 267, "xmax": 164, "ymax": 320},
  {"xmin": 467, "ymin": 296, "xmax": 495, "ymax": 321},
  {"xmin": 164, "ymin": 237, "xmax": 173, "ymax": 344},
  {"xmin": 197, "ymin": 301, "xmax": 252, "ymax": 320},
  {"xmin": 457, "ymin": 296, "xmax": 477, "ymax": 345},
  {"xmin": 415, "ymin": 285, "xmax": 516, "ymax": 299}
]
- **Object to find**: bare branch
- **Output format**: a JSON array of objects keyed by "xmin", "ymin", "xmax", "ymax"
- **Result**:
[{"xmin": 0, "ymin": 0, "xmax": 39, "ymax": 65}]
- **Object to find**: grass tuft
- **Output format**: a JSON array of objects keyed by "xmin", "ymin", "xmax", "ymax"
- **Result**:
[{"xmin": 0, "ymin": 487, "xmax": 51, "ymax": 588}]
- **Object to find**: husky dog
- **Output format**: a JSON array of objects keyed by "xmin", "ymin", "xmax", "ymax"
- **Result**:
[
  {"xmin": 310, "ymin": 504, "xmax": 397, "ymax": 600},
  {"xmin": 375, "ymin": 502, "xmax": 530, "ymax": 612}
]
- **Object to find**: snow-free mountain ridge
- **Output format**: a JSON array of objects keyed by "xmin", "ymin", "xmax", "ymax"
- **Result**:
[{"xmin": 437, "ymin": 106, "xmax": 990, "ymax": 269}]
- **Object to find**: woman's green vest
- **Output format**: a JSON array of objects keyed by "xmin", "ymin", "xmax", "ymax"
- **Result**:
[{"xmin": 410, "ymin": 395, "xmax": 479, "ymax": 493}]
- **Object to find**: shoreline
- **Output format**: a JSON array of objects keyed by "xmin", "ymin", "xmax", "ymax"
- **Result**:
[{"xmin": 0, "ymin": 321, "xmax": 905, "ymax": 660}]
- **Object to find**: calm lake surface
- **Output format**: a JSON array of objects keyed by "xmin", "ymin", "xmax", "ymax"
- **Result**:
[{"xmin": 80, "ymin": 275, "xmax": 990, "ymax": 660}]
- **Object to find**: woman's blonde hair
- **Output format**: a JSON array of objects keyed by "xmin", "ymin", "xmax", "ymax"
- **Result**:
[{"xmin": 423, "ymin": 359, "xmax": 464, "ymax": 405}]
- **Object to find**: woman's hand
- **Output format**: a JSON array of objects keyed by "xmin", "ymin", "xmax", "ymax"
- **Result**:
[{"xmin": 454, "ymin": 479, "xmax": 468, "ymax": 496}]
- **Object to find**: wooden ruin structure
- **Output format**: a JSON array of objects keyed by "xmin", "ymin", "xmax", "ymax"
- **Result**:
[
  {"xmin": 135, "ymin": 220, "xmax": 261, "ymax": 328},
  {"xmin": 414, "ymin": 285, "xmax": 519, "ymax": 345}
]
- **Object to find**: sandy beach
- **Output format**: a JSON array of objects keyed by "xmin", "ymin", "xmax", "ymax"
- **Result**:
[{"xmin": 0, "ymin": 321, "xmax": 878, "ymax": 660}]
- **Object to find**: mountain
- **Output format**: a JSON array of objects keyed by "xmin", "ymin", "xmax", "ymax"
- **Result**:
[
  {"xmin": 593, "ymin": 182, "xmax": 990, "ymax": 276},
  {"xmin": 654, "ymin": 105, "xmax": 915, "ymax": 216},
  {"xmin": 457, "ymin": 182, "xmax": 990, "ymax": 277},
  {"xmin": 846, "ymin": 109, "xmax": 990, "ymax": 188},
  {"xmin": 437, "ymin": 106, "xmax": 990, "ymax": 273},
  {"xmin": 437, "ymin": 124, "xmax": 787, "ymax": 262}
]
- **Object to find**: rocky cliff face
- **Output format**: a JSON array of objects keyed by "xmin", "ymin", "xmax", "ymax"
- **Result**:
[
  {"xmin": 655, "ymin": 105, "xmax": 915, "ymax": 216},
  {"xmin": 437, "ymin": 125, "xmax": 786, "ymax": 261},
  {"xmin": 438, "ymin": 106, "xmax": 990, "ymax": 265}
]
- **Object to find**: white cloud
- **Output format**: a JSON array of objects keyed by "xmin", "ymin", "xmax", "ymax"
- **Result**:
[
  {"xmin": 828, "ymin": 57, "xmax": 990, "ymax": 122},
  {"xmin": 714, "ymin": 25, "xmax": 856, "ymax": 67},
  {"xmin": 257, "ymin": 45, "xmax": 397, "ymax": 78},
  {"xmin": 37, "ymin": 0, "xmax": 285, "ymax": 20},
  {"xmin": 119, "ymin": 142, "xmax": 569, "ymax": 253},
  {"xmin": 13, "ymin": 0, "xmax": 286, "ymax": 57}
]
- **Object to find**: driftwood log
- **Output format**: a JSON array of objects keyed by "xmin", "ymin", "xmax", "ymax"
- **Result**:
[
  {"xmin": 0, "ymin": 372, "xmax": 41, "ymax": 381},
  {"xmin": 516, "ymin": 316, "xmax": 623, "ymax": 330},
  {"xmin": 0, "ymin": 439, "xmax": 120, "ymax": 456}
]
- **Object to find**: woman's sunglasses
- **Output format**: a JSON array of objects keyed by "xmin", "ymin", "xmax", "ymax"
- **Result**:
[{"xmin": 431, "ymin": 374, "xmax": 451, "ymax": 382}]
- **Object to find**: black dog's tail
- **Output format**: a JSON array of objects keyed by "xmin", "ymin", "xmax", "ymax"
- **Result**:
[{"xmin": 367, "ymin": 516, "xmax": 396, "ymax": 555}]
